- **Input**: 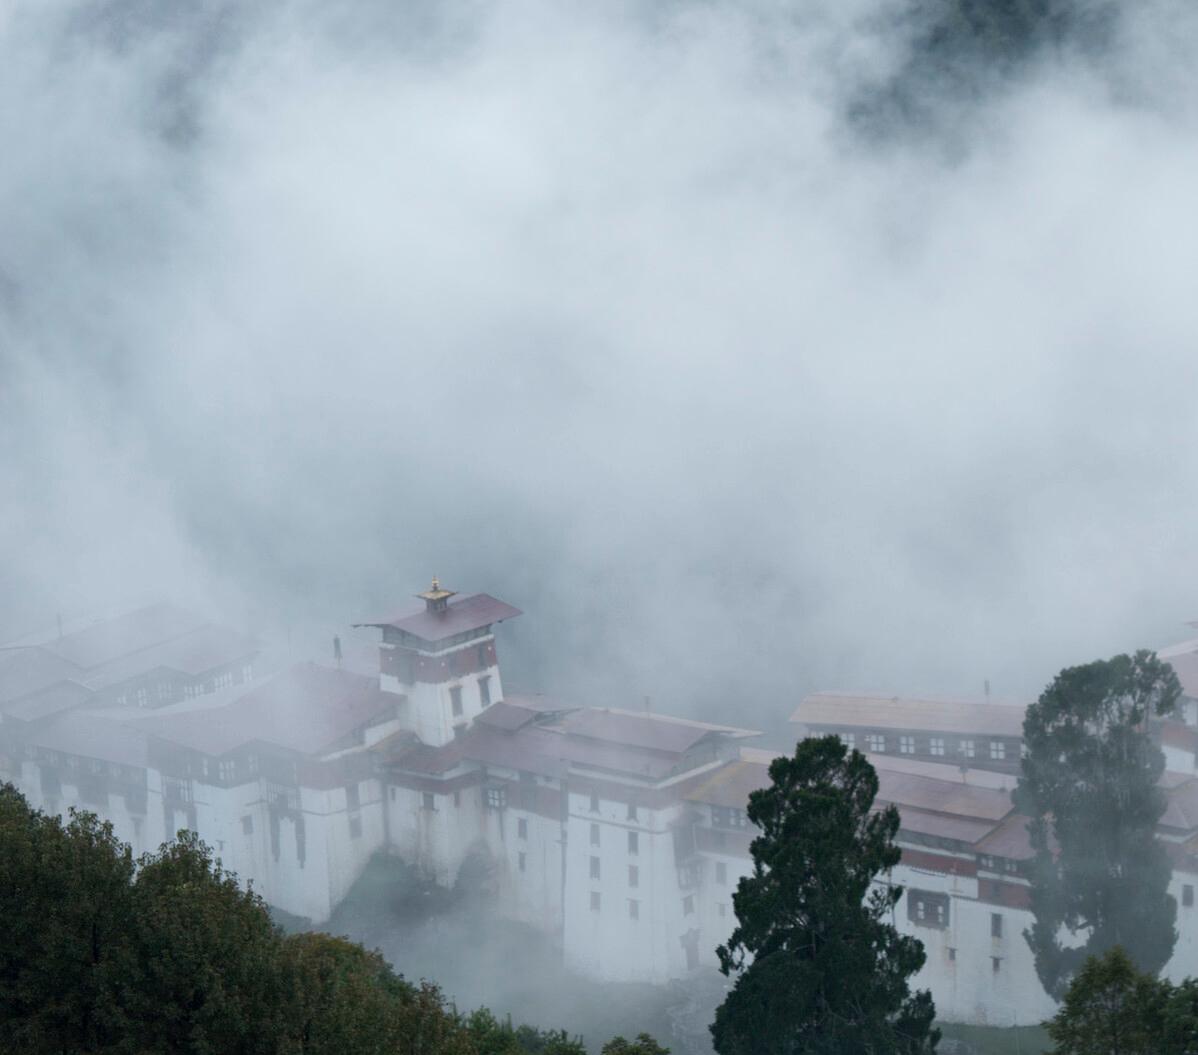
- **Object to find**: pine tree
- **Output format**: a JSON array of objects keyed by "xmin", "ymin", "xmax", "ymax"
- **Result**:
[{"xmin": 710, "ymin": 736, "xmax": 938, "ymax": 1055}]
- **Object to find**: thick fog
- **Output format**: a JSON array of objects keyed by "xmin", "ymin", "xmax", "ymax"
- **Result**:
[{"xmin": 3, "ymin": 0, "xmax": 1198, "ymax": 738}]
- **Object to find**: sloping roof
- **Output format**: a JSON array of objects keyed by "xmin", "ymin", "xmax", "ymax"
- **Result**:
[
  {"xmin": 3, "ymin": 680, "xmax": 94, "ymax": 723},
  {"xmin": 382, "ymin": 701, "xmax": 756, "ymax": 784},
  {"xmin": 686, "ymin": 759, "xmax": 772, "ymax": 809},
  {"xmin": 80, "ymin": 624, "xmax": 259, "ymax": 691},
  {"xmin": 974, "ymin": 813, "xmax": 1035, "ymax": 860},
  {"xmin": 132, "ymin": 664, "xmax": 394, "ymax": 758},
  {"xmin": 37, "ymin": 603, "xmax": 208, "ymax": 671},
  {"xmin": 356, "ymin": 594, "xmax": 521, "ymax": 644},
  {"xmin": 559, "ymin": 707, "xmax": 758, "ymax": 754},
  {"xmin": 0, "ymin": 648, "xmax": 83, "ymax": 707},
  {"xmin": 869, "ymin": 753, "xmax": 1018, "ymax": 791},
  {"xmin": 792, "ymin": 692, "xmax": 1026, "ymax": 737},
  {"xmin": 894, "ymin": 807, "xmax": 998, "ymax": 846},
  {"xmin": 475, "ymin": 700, "xmax": 544, "ymax": 732},
  {"xmin": 875, "ymin": 768, "xmax": 1014, "ymax": 822},
  {"xmin": 29, "ymin": 713, "xmax": 149, "ymax": 768}
]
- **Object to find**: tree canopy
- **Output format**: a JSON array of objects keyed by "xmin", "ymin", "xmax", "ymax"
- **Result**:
[
  {"xmin": 1048, "ymin": 945, "xmax": 1198, "ymax": 1055},
  {"xmin": 1016, "ymin": 650, "xmax": 1181, "ymax": 998},
  {"xmin": 0, "ymin": 782, "xmax": 664, "ymax": 1055},
  {"xmin": 711, "ymin": 736, "xmax": 938, "ymax": 1055}
]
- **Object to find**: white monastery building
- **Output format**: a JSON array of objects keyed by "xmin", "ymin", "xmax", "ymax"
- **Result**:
[{"xmin": 5, "ymin": 582, "xmax": 1198, "ymax": 1026}]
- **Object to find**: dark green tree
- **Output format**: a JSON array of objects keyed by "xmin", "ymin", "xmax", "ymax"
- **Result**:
[
  {"xmin": 1017, "ymin": 651, "xmax": 1181, "ymax": 998},
  {"xmin": 0, "ymin": 785, "xmax": 135, "ymax": 1054},
  {"xmin": 711, "ymin": 736, "xmax": 938, "ymax": 1055},
  {"xmin": 117, "ymin": 830, "xmax": 291, "ymax": 1054}
]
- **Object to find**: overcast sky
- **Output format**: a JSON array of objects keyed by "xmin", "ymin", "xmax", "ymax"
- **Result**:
[{"xmin": 2, "ymin": 0, "xmax": 1197, "ymax": 737}]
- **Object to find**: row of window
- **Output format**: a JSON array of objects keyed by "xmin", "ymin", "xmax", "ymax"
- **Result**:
[
  {"xmin": 114, "ymin": 665, "xmax": 253, "ymax": 708},
  {"xmin": 846, "ymin": 732, "xmax": 1009, "ymax": 761}
]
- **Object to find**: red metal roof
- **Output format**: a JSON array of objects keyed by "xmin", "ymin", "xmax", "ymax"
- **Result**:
[
  {"xmin": 793, "ymin": 692, "xmax": 1027, "ymax": 737},
  {"xmin": 875, "ymin": 769, "xmax": 1013, "ymax": 822},
  {"xmin": 474, "ymin": 701, "xmax": 544, "ymax": 732},
  {"xmin": 559, "ymin": 707, "xmax": 757, "ymax": 754},
  {"xmin": 0, "ymin": 648, "xmax": 82, "ymax": 706},
  {"xmin": 973, "ymin": 813, "xmax": 1036, "ymax": 860},
  {"xmin": 356, "ymin": 594, "xmax": 521, "ymax": 644},
  {"xmin": 38, "ymin": 603, "xmax": 209, "ymax": 671},
  {"xmin": 132, "ymin": 664, "xmax": 395, "ymax": 758},
  {"xmin": 686, "ymin": 760, "xmax": 772, "ymax": 809},
  {"xmin": 3, "ymin": 681, "xmax": 94, "ymax": 723},
  {"xmin": 29, "ymin": 713, "xmax": 149, "ymax": 768},
  {"xmin": 81, "ymin": 624, "xmax": 258, "ymax": 690}
]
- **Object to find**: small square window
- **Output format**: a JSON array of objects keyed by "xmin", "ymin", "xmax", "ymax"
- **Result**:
[
  {"xmin": 842, "ymin": 732, "xmax": 855, "ymax": 750},
  {"xmin": 990, "ymin": 740, "xmax": 1006, "ymax": 761},
  {"xmin": 422, "ymin": 792, "xmax": 436, "ymax": 811},
  {"xmin": 590, "ymin": 822, "xmax": 600, "ymax": 847},
  {"xmin": 590, "ymin": 891, "xmax": 601, "ymax": 912},
  {"xmin": 518, "ymin": 818, "xmax": 528, "ymax": 840},
  {"xmin": 1185, "ymin": 885, "xmax": 1194, "ymax": 908},
  {"xmin": 629, "ymin": 865, "xmax": 639, "ymax": 888},
  {"xmin": 590, "ymin": 856, "xmax": 601, "ymax": 880},
  {"xmin": 930, "ymin": 738, "xmax": 945, "ymax": 756},
  {"xmin": 629, "ymin": 899, "xmax": 639, "ymax": 920},
  {"xmin": 716, "ymin": 862, "xmax": 727, "ymax": 885},
  {"xmin": 960, "ymin": 739, "xmax": 975, "ymax": 758},
  {"xmin": 899, "ymin": 735, "xmax": 915, "ymax": 755},
  {"xmin": 628, "ymin": 831, "xmax": 639, "ymax": 855},
  {"xmin": 485, "ymin": 786, "xmax": 506, "ymax": 810}
]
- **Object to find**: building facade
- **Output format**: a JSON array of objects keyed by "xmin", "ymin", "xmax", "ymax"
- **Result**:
[{"xmin": 5, "ymin": 592, "xmax": 1198, "ymax": 1026}]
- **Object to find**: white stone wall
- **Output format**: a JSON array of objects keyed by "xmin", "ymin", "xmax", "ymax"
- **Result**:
[{"xmin": 561, "ymin": 790, "xmax": 692, "ymax": 983}]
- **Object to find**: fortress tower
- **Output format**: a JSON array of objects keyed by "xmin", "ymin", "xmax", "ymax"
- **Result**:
[{"xmin": 356, "ymin": 579, "xmax": 521, "ymax": 746}]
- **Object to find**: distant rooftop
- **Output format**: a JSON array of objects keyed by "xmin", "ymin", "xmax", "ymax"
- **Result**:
[
  {"xmin": 356, "ymin": 592, "xmax": 521, "ymax": 644},
  {"xmin": 36, "ymin": 603, "xmax": 208, "ymax": 671},
  {"xmin": 131, "ymin": 663, "xmax": 393, "ymax": 758},
  {"xmin": 792, "ymin": 691, "xmax": 1027, "ymax": 737}
]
